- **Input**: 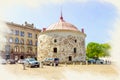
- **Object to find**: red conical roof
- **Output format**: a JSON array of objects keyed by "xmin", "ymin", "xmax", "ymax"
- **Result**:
[{"xmin": 46, "ymin": 14, "xmax": 79, "ymax": 31}]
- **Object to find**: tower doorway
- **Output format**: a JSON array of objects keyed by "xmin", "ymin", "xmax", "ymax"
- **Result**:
[{"xmin": 68, "ymin": 56, "xmax": 72, "ymax": 61}]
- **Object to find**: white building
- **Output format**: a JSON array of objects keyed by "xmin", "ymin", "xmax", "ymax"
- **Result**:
[{"xmin": 38, "ymin": 14, "xmax": 86, "ymax": 63}]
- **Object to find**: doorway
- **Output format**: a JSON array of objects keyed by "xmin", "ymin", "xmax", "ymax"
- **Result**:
[
  {"xmin": 20, "ymin": 55, "xmax": 24, "ymax": 59},
  {"xmin": 68, "ymin": 56, "xmax": 72, "ymax": 61}
]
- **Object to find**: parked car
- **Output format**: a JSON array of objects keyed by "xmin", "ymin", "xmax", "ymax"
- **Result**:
[
  {"xmin": 7, "ymin": 59, "xmax": 16, "ymax": 64},
  {"xmin": 18, "ymin": 59, "xmax": 25, "ymax": 64},
  {"xmin": 87, "ymin": 59, "xmax": 96, "ymax": 64},
  {"xmin": 0, "ymin": 59, "xmax": 7, "ymax": 64},
  {"xmin": 42, "ymin": 58, "xmax": 59, "ymax": 66},
  {"xmin": 96, "ymin": 59, "xmax": 104, "ymax": 64},
  {"xmin": 24, "ymin": 58, "xmax": 40, "ymax": 68}
]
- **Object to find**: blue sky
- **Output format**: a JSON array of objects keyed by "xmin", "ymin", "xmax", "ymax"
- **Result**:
[{"xmin": 1, "ymin": 0, "xmax": 118, "ymax": 45}]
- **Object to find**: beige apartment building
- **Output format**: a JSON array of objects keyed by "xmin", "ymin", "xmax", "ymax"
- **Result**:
[{"xmin": 1, "ymin": 21, "xmax": 41, "ymax": 60}]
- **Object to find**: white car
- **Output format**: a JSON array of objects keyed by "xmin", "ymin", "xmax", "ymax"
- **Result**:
[
  {"xmin": 24, "ymin": 58, "xmax": 40, "ymax": 68},
  {"xmin": 18, "ymin": 59, "xmax": 25, "ymax": 64},
  {"xmin": 0, "ymin": 59, "xmax": 7, "ymax": 64},
  {"xmin": 96, "ymin": 59, "xmax": 104, "ymax": 64}
]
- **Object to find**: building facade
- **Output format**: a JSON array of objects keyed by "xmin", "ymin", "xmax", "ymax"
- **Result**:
[
  {"xmin": 38, "ymin": 15, "xmax": 86, "ymax": 63},
  {"xmin": 1, "ymin": 22, "xmax": 41, "ymax": 60}
]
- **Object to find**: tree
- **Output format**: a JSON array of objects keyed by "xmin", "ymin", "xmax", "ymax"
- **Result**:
[
  {"xmin": 86, "ymin": 42, "xmax": 102, "ymax": 59},
  {"xmin": 86, "ymin": 42, "xmax": 111, "ymax": 59},
  {"xmin": 101, "ymin": 43, "xmax": 111, "ymax": 57}
]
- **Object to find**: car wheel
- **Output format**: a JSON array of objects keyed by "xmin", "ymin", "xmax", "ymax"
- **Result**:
[{"xmin": 50, "ymin": 63, "xmax": 53, "ymax": 66}]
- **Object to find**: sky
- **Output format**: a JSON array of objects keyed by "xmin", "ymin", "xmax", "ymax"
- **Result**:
[
  {"xmin": 0, "ymin": 0, "xmax": 119, "ymax": 45},
  {"xmin": 1, "ymin": 1, "xmax": 120, "ymax": 80}
]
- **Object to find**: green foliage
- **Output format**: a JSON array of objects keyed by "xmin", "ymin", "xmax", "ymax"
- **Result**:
[
  {"xmin": 101, "ymin": 43, "xmax": 111, "ymax": 57},
  {"xmin": 86, "ymin": 42, "xmax": 110, "ymax": 59}
]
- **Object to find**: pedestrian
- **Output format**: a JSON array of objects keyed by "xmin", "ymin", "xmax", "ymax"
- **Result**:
[{"xmin": 22, "ymin": 63, "xmax": 26, "ymax": 70}]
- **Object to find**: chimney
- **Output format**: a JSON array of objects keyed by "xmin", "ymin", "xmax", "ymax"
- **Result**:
[
  {"xmin": 42, "ymin": 28, "xmax": 46, "ymax": 32},
  {"xmin": 25, "ymin": 21, "xmax": 27, "ymax": 25},
  {"xmin": 81, "ymin": 28, "xmax": 84, "ymax": 33}
]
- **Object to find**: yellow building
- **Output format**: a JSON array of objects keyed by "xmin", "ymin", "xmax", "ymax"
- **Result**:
[{"xmin": 1, "ymin": 21, "xmax": 41, "ymax": 60}]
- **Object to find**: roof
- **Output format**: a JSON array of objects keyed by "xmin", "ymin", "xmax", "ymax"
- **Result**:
[{"xmin": 46, "ymin": 15, "xmax": 79, "ymax": 31}]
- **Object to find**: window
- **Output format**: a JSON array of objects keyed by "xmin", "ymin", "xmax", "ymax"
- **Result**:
[
  {"xmin": 15, "ymin": 30, "xmax": 19, "ymax": 35},
  {"xmin": 10, "ymin": 29, "xmax": 14, "ymax": 35},
  {"xmin": 35, "ymin": 41, "xmax": 37, "ymax": 46},
  {"xmin": 9, "ymin": 37, "xmax": 13, "ymax": 43},
  {"xmin": 35, "ymin": 34, "xmax": 37, "ymax": 39},
  {"xmin": 27, "ymin": 47, "xmax": 32, "ymax": 53},
  {"xmin": 20, "ymin": 46, "xmax": 24, "ymax": 53},
  {"xmin": 20, "ymin": 38, "xmax": 24, "ymax": 44},
  {"xmin": 28, "ymin": 33, "xmax": 32, "ymax": 38},
  {"xmin": 20, "ymin": 31, "xmax": 24, "ymax": 37},
  {"xmin": 27, "ymin": 39, "xmax": 32, "ymax": 45},
  {"xmin": 14, "ymin": 46, "xmax": 19, "ymax": 52},
  {"xmin": 54, "ymin": 39, "xmax": 57, "ymax": 43},
  {"xmin": 75, "ymin": 40, "xmax": 77, "ymax": 43},
  {"xmin": 68, "ymin": 56, "xmax": 72, "ymax": 61},
  {"xmin": 53, "ymin": 47, "xmax": 57, "ymax": 53},
  {"xmin": 15, "ymin": 38, "xmax": 19, "ymax": 44},
  {"xmin": 74, "ymin": 48, "xmax": 76, "ymax": 53},
  {"xmin": 29, "ymin": 40, "xmax": 32, "ymax": 45},
  {"xmin": 26, "ymin": 39, "xmax": 29, "ymax": 45}
]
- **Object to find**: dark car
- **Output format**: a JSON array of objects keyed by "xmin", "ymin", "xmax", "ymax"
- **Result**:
[
  {"xmin": 7, "ymin": 59, "xmax": 16, "ymax": 64},
  {"xmin": 24, "ymin": 58, "xmax": 40, "ymax": 68},
  {"xmin": 87, "ymin": 59, "xmax": 96, "ymax": 64},
  {"xmin": 42, "ymin": 58, "xmax": 59, "ymax": 66},
  {"xmin": 96, "ymin": 59, "xmax": 104, "ymax": 64}
]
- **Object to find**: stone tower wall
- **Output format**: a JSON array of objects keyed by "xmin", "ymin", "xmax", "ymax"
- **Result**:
[{"xmin": 38, "ymin": 30, "xmax": 86, "ymax": 62}]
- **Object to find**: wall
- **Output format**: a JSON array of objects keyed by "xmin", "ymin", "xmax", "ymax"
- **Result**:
[{"xmin": 38, "ymin": 30, "xmax": 86, "ymax": 62}]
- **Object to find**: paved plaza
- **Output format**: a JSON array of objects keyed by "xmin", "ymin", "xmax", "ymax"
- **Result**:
[{"xmin": 0, "ymin": 64, "xmax": 118, "ymax": 80}]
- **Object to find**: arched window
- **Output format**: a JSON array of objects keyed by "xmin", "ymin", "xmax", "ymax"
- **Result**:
[
  {"xmin": 53, "ymin": 47, "xmax": 57, "ymax": 53},
  {"xmin": 14, "ymin": 46, "xmax": 19, "ymax": 52},
  {"xmin": 15, "ymin": 38, "xmax": 19, "ymax": 44},
  {"xmin": 20, "ymin": 46, "xmax": 24, "ymax": 52},
  {"xmin": 27, "ymin": 47, "xmax": 32, "ymax": 53},
  {"xmin": 26, "ymin": 39, "xmax": 29, "ymax": 45},
  {"xmin": 9, "ymin": 37, "xmax": 13, "ymax": 43},
  {"xmin": 20, "ymin": 38, "xmax": 24, "ymax": 44}
]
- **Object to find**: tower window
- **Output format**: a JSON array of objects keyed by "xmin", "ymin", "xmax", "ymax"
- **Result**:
[
  {"xmin": 54, "ymin": 39, "xmax": 57, "ymax": 43},
  {"xmin": 75, "ymin": 40, "xmax": 77, "ymax": 43},
  {"xmin": 53, "ymin": 47, "xmax": 57, "ymax": 53},
  {"xmin": 74, "ymin": 48, "xmax": 76, "ymax": 53}
]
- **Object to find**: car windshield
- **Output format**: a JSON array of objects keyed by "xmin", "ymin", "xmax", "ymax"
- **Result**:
[
  {"xmin": 55, "ymin": 58, "xmax": 59, "ymax": 61},
  {"xmin": 27, "ymin": 58, "xmax": 36, "ymax": 61}
]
